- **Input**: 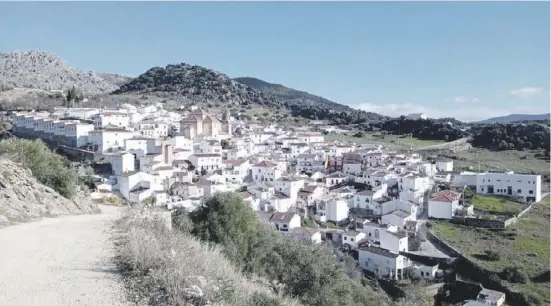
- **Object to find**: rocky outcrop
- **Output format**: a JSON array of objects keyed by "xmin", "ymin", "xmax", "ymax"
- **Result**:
[
  {"xmin": 0, "ymin": 50, "xmax": 127, "ymax": 95},
  {"xmin": 0, "ymin": 159, "xmax": 99, "ymax": 227}
]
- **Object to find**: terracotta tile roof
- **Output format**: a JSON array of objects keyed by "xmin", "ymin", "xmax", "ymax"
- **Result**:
[
  {"xmin": 430, "ymin": 190, "xmax": 461, "ymax": 202},
  {"xmin": 269, "ymin": 212, "xmax": 297, "ymax": 223}
]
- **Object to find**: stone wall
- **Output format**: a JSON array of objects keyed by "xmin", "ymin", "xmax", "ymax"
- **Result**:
[
  {"xmin": 450, "ymin": 217, "xmax": 506, "ymax": 229},
  {"xmin": 424, "ymin": 226, "xmax": 462, "ymax": 258}
]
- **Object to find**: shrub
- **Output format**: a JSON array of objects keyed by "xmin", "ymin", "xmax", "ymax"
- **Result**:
[
  {"xmin": 189, "ymin": 192, "xmax": 393, "ymax": 306},
  {"xmin": 501, "ymin": 267, "xmax": 529, "ymax": 284},
  {"xmin": 484, "ymin": 250, "xmax": 501, "ymax": 261},
  {"xmin": 114, "ymin": 210, "xmax": 296, "ymax": 306},
  {"xmin": 0, "ymin": 139, "xmax": 77, "ymax": 198}
]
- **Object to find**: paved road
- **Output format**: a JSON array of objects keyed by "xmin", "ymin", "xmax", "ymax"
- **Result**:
[{"xmin": 0, "ymin": 205, "xmax": 130, "ymax": 306}]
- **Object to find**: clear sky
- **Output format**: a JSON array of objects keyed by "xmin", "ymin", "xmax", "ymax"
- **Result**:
[{"xmin": 0, "ymin": 1, "xmax": 549, "ymax": 121}]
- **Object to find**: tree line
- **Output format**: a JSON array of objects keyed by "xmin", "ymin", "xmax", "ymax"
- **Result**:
[{"xmin": 469, "ymin": 123, "xmax": 550, "ymax": 152}]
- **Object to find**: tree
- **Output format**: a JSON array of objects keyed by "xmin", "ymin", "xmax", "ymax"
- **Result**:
[
  {"xmin": 221, "ymin": 139, "xmax": 231, "ymax": 150},
  {"xmin": 463, "ymin": 186, "xmax": 475, "ymax": 199},
  {"xmin": 188, "ymin": 192, "xmax": 392, "ymax": 306},
  {"xmin": 189, "ymin": 192, "xmax": 264, "ymax": 268}
]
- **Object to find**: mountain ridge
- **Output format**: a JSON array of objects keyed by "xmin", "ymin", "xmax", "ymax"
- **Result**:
[
  {"xmin": 233, "ymin": 76, "xmax": 355, "ymax": 113},
  {"xmin": 477, "ymin": 113, "xmax": 550, "ymax": 124}
]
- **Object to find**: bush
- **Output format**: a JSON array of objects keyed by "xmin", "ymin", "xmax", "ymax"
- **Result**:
[
  {"xmin": 114, "ymin": 210, "xmax": 296, "ymax": 306},
  {"xmin": 484, "ymin": 250, "xmax": 501, "ymax": 261},
  {"xmin": 189, "ymin": 192, "xmax": 393, "ymax": 306},
  {"xmin": 501, "ymin": 267, "xmax": 529, "ymax": 284},
  {"xmin": 0, "ymin": 139, "xmax": 77, "ymax": 198}
]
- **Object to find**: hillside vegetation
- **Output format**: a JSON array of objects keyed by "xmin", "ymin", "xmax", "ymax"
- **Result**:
[
  {"xmin": 0, "ymin": 157, "xmax": 98, "ymax": 227},
  {"xmin": 113, "ymin": 64, "xmax": 282, "ymax": 108},
  {"xmin": 234, "ymin": 77, "xmax": 354, "ymax": 112},
  {"xmin": 0, "ymin": 139, "xmax": 79, "ymax": 198},
  {"xmin": 470, "ymin": 123, "xmax": 550, "ymax": 152},
  {"xmin": 117, "ymin": 193, "xmax": 435, "ymax": 306},
  {"xmin": 115, "ymin": 210, "xmax": 299, "ymax": 306}
]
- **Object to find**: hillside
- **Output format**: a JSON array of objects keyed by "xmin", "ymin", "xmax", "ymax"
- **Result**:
[
  {"xmin": 0, "ymin": 50, "xmax": 128, "ymax": 95},
  {"xmin": 0, "ymin": 158, "xmax": 98, "ymax": 227},
  {"xmin": 112, "ymin": 63, "xmax": 282, "ymax": 108},
  {"xmin": 234, "ymin": 77, "xmax": 353, "ymax": 112},
  {"xmin": 477, "ymin": 113, "xmax": 550, "ymax": 124}
]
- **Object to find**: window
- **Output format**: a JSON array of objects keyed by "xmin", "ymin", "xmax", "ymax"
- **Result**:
[
  {"xmin": 529, "ymin": 190, "xmax": 534, "ymax": 194},
  {"xmin": 517, "ymin": 189, "xmax": 522, "ymax": 194},
  {"xmin": 344, "ymin": 237, "xmax": 347, "ymax": 241}
]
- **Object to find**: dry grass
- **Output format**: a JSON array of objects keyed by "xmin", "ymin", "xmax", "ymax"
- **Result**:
[{"xmin": 113, "ymin": 209, "xmax": 300, "ymax": 306}]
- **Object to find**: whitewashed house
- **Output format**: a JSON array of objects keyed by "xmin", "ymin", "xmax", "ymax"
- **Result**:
[
  {"xmin": 275, "ymin": 177, "xmax": 305, "ymax": 201},
  {"xmin": 110, "ymin": 152, "xmax": 135, "ymax": 176},
  {"xmin": 188, "ymin": 153, "xmax": 222, "ymax": 173},
  {"xmin": 88, "ymin": 128, "xmax": 136, "ymax": 153},
  {"xmin": 221, "ymin": 159, "xmax": 251, "ymax": 184},
  {"xmin": 358, "ymin": 246, "xmax": 410, "ymax": 280},
  {"xmin": 381, "ymin": 199, "xmax": 418, "ymax": 220},
  {"xmin": 381, "ymin": 210, "xmax": 415, "ymax": 228},
  {"xmin": 316, "ymin": 199, "xmax": 349, "ymax": 223},
  {"xmin": 428, "ymin": 190, "xmax": 462, "ymax": 219},
  {"xmin": 290, "ymin": 227, "xmax": 322, "ymax": 244},
  {"xmin": 476, "ymin": 172, "xmax": 541, "ymax": 203},
  {"xmin": 342, "ymin": 230, "xmax": 366, "ymax": 249},
  {"xmin": 200, "ymin": 140, "xmax": 222, "ymax": 154},
  {"xmin": 251, "ymin": 161, "xmax": 283, "ymax": 183},
  {"xmin": 324, "ymin": 172, "xmax": 348, "ymax": 187},
  {"xmin": 92, "ymin": 111, "xmax": 130, "ymax": 129},
  {"xmin": 435, "ymin": 160, "xmax": 454, "ymax": 172},
  {"xmin": 269, "ymin": 212, "xmax": 301, "ymax": 233}
]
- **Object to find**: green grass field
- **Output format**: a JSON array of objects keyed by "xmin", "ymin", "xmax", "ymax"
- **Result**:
[
  {"xmin": 431, "ymin": 199, "xmax": 550, "ymax": 304},
  {"xmin": 452, "ymin": 148, "xmax": 550, "ymax": 178},
  {"xmin": 325, "ymin": 133, "xmax": 444, "ymax": 149},
  {"xmin": 472, "ymin": 195, "xmax": 524, "ymax": 214}
]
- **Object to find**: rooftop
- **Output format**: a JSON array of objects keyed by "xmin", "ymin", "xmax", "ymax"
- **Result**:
[
  {"xmin": 430, "ymin": 190, "xmax": 462, "ymax": 202},
  {"xmin": 269, "ymin": 212, "xmax": 297, "ymax": 223},
  {"xmin": 359, "ymin": 246, "xmax": 400, "ymax": 258}
]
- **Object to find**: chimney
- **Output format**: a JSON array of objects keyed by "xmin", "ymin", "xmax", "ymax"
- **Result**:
[{"xmin": 164, "ymin": 144, "xmax": 173, "ymax": 165}]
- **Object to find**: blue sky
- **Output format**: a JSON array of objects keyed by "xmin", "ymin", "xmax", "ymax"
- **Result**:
[{"xmin": 0, "ymin": 1, "xmax": 549, "ymax": 121}]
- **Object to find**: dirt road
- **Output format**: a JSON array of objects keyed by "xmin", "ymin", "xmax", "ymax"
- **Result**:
[{"xmin": 0, "ymin": 205, "xmax": 130, "ymax": 306}]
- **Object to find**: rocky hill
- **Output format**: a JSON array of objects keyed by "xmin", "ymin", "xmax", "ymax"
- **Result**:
[
  {"xmin": 234, "ymin": 77, "xmax": 353, "ymax": 112},
  {"xmin": 0, "ymin": 51, "xmax": 126, "ymax": 95},
  {"xmin": 112, "ymin": 63, "xmax": 282, "ymax": 108},
  {"xmin": 0, "ymin": 158, "xmax": 99, "ymax": 227}
]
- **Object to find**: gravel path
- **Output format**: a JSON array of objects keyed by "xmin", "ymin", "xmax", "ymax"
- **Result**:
[{"xmin": 0, "ymin": 205, "xmax": 130, "ymax": 306}]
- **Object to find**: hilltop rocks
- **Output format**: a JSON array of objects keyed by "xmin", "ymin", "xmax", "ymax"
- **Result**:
[
  {"xmin": 0, "ymin": 51, "xmax": 126, "ymax": 95},
  {"xmin": 0, "ymin": 159, "xmax": 99, "ymax": 227},
  {"xmin": 112, "ymin": 63, "xmax": 281, "ymax": 108}
]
